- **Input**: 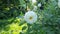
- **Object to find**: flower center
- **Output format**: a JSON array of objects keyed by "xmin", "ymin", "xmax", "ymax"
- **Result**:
[{"xmin": 29, "ymin": 16, "xmax": 33, "ymax": 20}]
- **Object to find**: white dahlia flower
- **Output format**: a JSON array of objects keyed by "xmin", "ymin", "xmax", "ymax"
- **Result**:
[{"xmin": 24, "ymin": 11, "xmax": 37, "ymax": 24}]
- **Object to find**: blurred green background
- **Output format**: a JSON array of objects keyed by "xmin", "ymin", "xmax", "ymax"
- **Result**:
[{"xmin": 0, "ymin": 0, "xmax": 60, "ymax": 34}]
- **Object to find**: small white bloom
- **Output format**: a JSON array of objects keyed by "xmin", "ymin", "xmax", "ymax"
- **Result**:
[
  {"xmin": 24, "ymin": 11, "xmax": 37, "ymax": 24},
  {"xmin": 32, "ymin": 0, "xmax": 37, "ymax": 4},
  {"xmin": 38, "ymin": 3, "xmax": 41, "ymax": 7},
  {"xmin": 33, "ymin": 6, "xmax": 37, "ymax": 11},
  {"xmin": 58, "ymin": 1, "xmax": 60, "ymax": 8}
]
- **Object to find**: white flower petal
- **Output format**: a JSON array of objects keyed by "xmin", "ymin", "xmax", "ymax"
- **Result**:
[
  {"xmin": 32, "ymin": 0, "xmax": 37, "ymax": 4},
  {"xmin": 38, "ymin": 3, "xmax": 41, "ymax": 7}
]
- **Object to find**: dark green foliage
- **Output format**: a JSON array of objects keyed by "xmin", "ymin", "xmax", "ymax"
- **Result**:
[{"xmin": 0, "ymin": 0, "xmax": 26, "ymax": 20}]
